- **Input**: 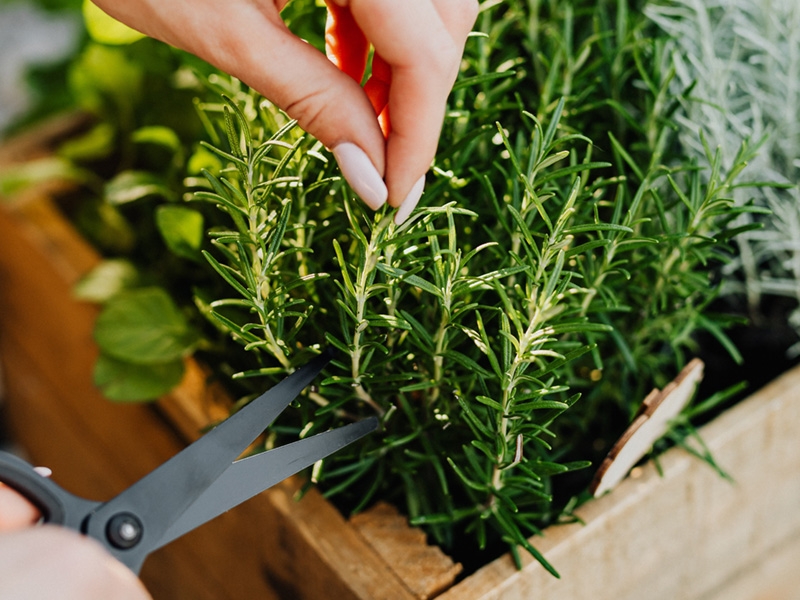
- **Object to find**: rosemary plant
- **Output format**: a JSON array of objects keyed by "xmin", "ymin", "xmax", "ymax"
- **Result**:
[
  {"xmin": 186, "ymin": 54, "xmax": 761, "ymax": 574},
  {"xmin": 8, "ymin": 0, "xmax": 772, "ymax": 574},
  {"xmin": 187, "ymin": 90, "xmax": 615, "ymax": 573}
]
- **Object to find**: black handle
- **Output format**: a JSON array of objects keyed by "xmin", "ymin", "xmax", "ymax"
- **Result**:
[{"xmin": 0, "ymin": 451, "xmax": 67, "ymax": 524}]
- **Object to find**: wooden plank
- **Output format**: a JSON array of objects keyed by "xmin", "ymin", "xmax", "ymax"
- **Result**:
[
  {"xmin": 437, "ymin": 363, "xmax": 800, "ymax": 599},
  {"xmin": 350, "ymin": 502, "xmax": 463, "ymax": 599},
  {"xmin": 703, "ymin": 533, "xmax": 800, "ymax": 600}
]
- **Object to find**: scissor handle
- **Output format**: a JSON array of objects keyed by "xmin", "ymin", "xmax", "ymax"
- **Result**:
[{"xmin": 0, "ymin": 451, "xmax": 67, "ymax": 524}]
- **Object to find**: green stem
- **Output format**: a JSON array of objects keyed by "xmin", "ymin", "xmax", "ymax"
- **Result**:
[
  {"xmin": 350, "ymin": 215, "xmax": 392, "ymax": 416},
  {"xmin": 246, "ymin": 159, "xmax": 290, "ymax": 370}
]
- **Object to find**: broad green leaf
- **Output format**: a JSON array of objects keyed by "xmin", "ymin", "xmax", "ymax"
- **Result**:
[
  {"xmin": 0, "ymin": 158, "xmax": 94, "ymax": 196},
  {"xmin": 68, "ymin": 44, "xmax": 142, "ymax": 113},
  {"xmin": 83, "ymin": 0, "xmax": 146, "ymax": 45},
  {"xmin": 94, "ymin": 287, "xmax": 199, "ymax": 364},
  {"xmin": 73, "ymin": 259, "xmax": 139, "ymax": 302},
  {"xmin": 58, "ymin": 123, "xmax": 115, "ymax": 161},
  {"xmin": 105, "ymin": 171, "xmax": 175, "ymax": 205},
  {"xmin": 188, "ymin": 145, "xmax": 224, "ymax": 176},
  {"xmin": 156, "ymin": 205, "xmax": 205, "ymax": 259},
  {"xmin": 94, "ymin": 353, "xmax": 184, "ymax": 402},
  {"xmin": 132, "ymin": 126, "xmax": 182, "ymax": 153}
]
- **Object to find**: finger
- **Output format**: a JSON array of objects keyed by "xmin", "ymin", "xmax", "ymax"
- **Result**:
[
  {"xmin": 233, "ymin": 16, "xmax": 392, "ymax": 210},
  {"xmin": 0, "ymin": 527, "xmax": 152, "ymax": 599},
  {"xmin": 350, "ymin": 0, "xmax": 478, "ymax": 209},
  {"xmin": 90, "ymin": 0, "xmax": 388, "ymax": 212},
  {"xmin": 0, "ymin": 483, "xmax": 40, "ymax": 531}
]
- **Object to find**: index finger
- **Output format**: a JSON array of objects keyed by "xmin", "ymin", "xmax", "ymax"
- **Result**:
[{"xmin": 349, "ymin": 0, "xmax": 478, "ymax": 207}]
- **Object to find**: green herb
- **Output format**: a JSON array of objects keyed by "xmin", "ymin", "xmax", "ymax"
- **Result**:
[
  {"xmin": 184, "ymin": 0, "xmax": 764, "ymax": 561},
  {"xmin": 92, "ymin": 287, "xmax": 200, "ymax": 400}
]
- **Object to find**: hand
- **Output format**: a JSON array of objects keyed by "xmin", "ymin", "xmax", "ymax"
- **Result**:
[
  {"xmin": 0, "ymin": 483, "xmax": 152, "ymax": 599},
  {"xmin": 89, "ymin": 0, "xmax": 478, "ymax": 223}
]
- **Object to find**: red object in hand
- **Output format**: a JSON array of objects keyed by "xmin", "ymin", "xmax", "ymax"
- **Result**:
[{"xmin": 326, "ymin": 4, "xmax": 391, "ymax": 136}]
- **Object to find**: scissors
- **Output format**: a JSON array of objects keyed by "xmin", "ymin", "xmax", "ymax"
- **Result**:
[{"xmin": 0, "ymin": 349, "xmax": 378, "ymax": 574}]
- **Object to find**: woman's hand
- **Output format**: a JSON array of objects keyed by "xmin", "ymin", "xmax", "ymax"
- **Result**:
[
  {"xmin": 89, "ymin": 0, "xmax": 478, "ymax": 223},
  {"xmin": 0, "ymin": 482, "xmax": 151, "ymax": 599}
]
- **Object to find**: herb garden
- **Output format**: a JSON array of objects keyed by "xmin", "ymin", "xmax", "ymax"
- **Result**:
[{"xmin": 1, "ymin": 0, "xmax": 799, "ymax": 598}]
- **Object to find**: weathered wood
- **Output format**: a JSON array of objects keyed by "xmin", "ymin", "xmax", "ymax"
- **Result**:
[{"xmin": 350, "ymin": 502, "xmax": 463, "ymax": 599}]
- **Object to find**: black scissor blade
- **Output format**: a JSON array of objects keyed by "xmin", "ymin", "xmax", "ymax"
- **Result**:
[
  {"xmin": 85, "ymin": 350, "xmax": 334, "ymax": 570},
  {"xmin": 154, "ymin": 417, "xmax": 379, "ymax": 549}
]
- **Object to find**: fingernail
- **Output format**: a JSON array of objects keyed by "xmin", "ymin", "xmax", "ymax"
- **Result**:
[
  {"xmin": 34, "ymin": 466, "xmax": 52, "ymax": 477},
  {"xmin": 394, "ymin": 175, "xmax": 425, "ymax": 225},
  {"xmin": 332, "ymin": 143, "xmax": 387, "ymax": 211}
]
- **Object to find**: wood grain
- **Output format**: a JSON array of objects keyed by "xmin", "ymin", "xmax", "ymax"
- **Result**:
[{"xmin": 350, "ymin": 502, "xmax": 463, "ymax": 599}]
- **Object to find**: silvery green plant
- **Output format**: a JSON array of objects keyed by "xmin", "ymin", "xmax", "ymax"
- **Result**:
[{"xmin": 645, "ymin": 0, "xmax": 800, "ymax": 353}]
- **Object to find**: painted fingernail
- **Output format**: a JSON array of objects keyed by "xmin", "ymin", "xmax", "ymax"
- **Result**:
[
  {"xmin": 332, "ymin": 143, "xmax": 387, "ymax": 211},
  {"xmin": 394, "ymin": 175, "xmax": 425, "ymax": 225},
  {"xmin": 34, "ymin": 466, "xmax": 52, "ymax": 477}
]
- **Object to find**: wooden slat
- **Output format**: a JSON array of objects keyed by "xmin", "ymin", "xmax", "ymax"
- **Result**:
[{"xmin": 350, "ymin": 502, "xmax": 463, "ymax": 599}]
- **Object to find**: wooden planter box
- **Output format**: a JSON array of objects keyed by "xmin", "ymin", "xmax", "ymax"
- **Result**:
[{"xmin": 2, "ymin": 119, "xmax": 799, "ymax": 599}]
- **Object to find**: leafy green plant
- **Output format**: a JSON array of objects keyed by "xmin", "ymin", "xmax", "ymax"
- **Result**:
[{"xmin": 173, "ymin": 0, "xmax": 764, "ymax": 564}]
